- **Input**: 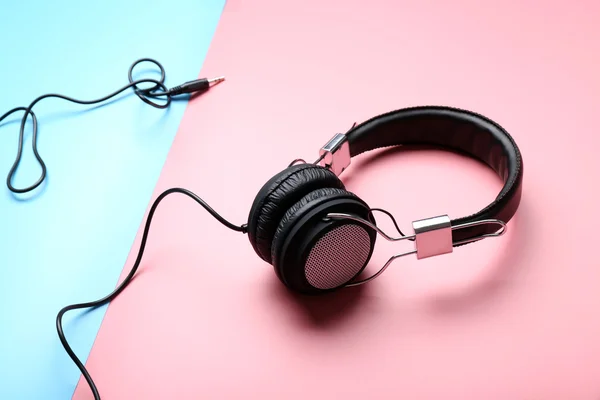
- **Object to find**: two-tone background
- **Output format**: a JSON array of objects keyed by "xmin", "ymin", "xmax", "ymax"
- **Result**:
[{"xmin": 2, "ymin": 1, "xmax": 600, "ymax": 399}]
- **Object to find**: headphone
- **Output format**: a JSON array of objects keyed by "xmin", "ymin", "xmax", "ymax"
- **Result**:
[
  {"xmin": 48, "ymin": 103, "xmax": 520, "ymax": 398},
  {"xmin": 246, "ymin": 105, "xmax": 523, "ymax": 294}
]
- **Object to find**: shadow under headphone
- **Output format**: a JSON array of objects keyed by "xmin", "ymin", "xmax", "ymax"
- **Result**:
[{"xmin": 58, "ymin": 105, "xmax": 523, "ymax": 399}]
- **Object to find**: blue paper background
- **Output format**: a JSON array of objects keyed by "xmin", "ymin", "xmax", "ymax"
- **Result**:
[{"xmin": 0, "ymin": 1, "xmax": 225, "ymax": 398}]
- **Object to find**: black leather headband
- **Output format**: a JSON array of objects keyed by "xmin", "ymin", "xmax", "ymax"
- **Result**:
[{"xmin": 343, "ymin": 106, "xmax": 523, "ymax": 245}]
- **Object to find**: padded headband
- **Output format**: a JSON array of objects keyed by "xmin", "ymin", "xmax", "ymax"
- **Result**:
[{"xmin": 334, "ymin": 106, "xmax": 523, "ymax": 245}]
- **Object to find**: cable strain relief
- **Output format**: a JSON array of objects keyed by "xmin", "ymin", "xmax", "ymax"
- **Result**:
[{"xmin": 169, "ymin": 85, "xmax": 183, "ymax": 96}]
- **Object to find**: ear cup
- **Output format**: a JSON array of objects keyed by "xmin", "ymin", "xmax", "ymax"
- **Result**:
[
  {"xmin": 247, "ymin": 164, "xmax": 343, "ymax": 263},
  {"xmin": 270, "ymin": 187, "xmax": 377, "ymax": 294},
  {"xmin": 271, "ymin": 187, "xmax": 357, "ymax": 265}
]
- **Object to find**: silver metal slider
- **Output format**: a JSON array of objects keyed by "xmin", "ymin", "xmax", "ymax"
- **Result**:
[
  {"xmin": 317, "ymin": 133, "xmax": 351, "ymax": 176},
  {"xmin": 412, "ymin": 215, "xmax": 453, "ymax": 259}
]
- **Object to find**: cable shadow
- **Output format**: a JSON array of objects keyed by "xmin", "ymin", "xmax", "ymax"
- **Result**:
[
  {"xmin": 8, "ymin": 173, "xmax": 49, "ymax": 201},
  {"xmin": 60, "ymin": 260, "xmax": 152, "ymax": 325},
  {"xmin": 265, "ymin": 270, "xmax": 371, "ymax": 330}
]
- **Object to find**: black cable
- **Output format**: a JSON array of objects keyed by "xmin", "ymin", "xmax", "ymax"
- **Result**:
[
  {"xmin": 369, "ymin": 208, "xmax": 414, "ymax": 240},
  {"xmin": 56, "ymin": 187, "xmax": 247, "ymax": 400},
  {"xmin": 0, "ymin": 58, "xmax": 224, "ymax": 194}
]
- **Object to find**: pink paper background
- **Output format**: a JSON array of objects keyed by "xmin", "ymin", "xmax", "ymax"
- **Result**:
[{"xmin": 74, "ymin": 1, "xmax": 600, "ymax": 399}]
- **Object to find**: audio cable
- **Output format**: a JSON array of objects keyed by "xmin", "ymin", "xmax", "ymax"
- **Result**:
[
  {"xmin": 56, "ymin": 187, "xmax": 248, "ymax": 400},
  {"xmin": 0, "ymin": 58, "xmax": 224, "ymax": 194}
]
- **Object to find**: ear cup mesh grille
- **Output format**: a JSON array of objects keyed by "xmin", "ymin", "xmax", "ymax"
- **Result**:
[{"xmin": 304, "ymin": 224, "xmax": 371, "ymax": 290}]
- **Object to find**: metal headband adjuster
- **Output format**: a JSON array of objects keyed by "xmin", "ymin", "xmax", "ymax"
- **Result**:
[
  {"xmin": 323, "ymin": 212, "xmax": 507, "ymax": 286},
  {"xmin": 318, "ymin": 133, "xmax": 351, "ymax": 176}
]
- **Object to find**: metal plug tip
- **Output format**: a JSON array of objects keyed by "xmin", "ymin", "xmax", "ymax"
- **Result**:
[{"xmin": 208, "ymin": 76, "xmax": 226, "ymax": 86}]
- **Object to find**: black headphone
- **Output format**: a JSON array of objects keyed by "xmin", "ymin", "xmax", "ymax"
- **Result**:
[
  {"xmin": 54, "ymin": 105, "xmax": 523, "ymax": 399},
  {"xmin": 246, "ymin": 105, "xmax": 523, "ymax": 294}
]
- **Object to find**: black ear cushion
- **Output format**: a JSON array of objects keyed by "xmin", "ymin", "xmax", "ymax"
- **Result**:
[
  {"xmin": 247, "ymin": 164, "xmax": 344, "ymax": 263},
  {"xmin": 270, "ymin": 187, "xmax": 365, "ymax": 269}
]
